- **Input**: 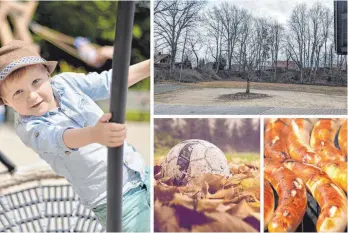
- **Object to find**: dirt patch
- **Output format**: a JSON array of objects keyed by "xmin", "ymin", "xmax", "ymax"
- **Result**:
[
  {"xmin": 154, "ymin": 85, "xmax": 347, "ymax": 109},
  {"xmin": 184, "ymin": 81, "xmax": 347, "ymax": 96},
  {"xmin": 218, "ymin": 92, "xmax": 271, "ymax": 101}
]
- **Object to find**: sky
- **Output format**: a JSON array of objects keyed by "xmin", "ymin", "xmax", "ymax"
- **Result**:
[
  {"xmin": 156, "ymin": 0, "xmax": 336, "ymax": 63},
  {"xmin": 205, "ymin": 0, "xmax": 333, "ymax": 25}
]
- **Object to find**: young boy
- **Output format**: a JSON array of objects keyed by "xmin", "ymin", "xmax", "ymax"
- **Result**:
[{"xmin": 0, "ymin": 40, "xmax": 150, "ymax": 232}]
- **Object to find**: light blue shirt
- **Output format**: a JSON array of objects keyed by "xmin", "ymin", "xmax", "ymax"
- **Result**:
[{"xmin": 15, "ymin": 70, "xmax": 145, "ymax": 209}]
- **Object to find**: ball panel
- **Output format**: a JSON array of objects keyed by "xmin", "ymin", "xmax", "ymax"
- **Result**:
[
  {"xmin": 161, "ymin": 139, "xmax": 230, "ymax": 184},
  {"xmin": 204, "ymin": 146, "xmax": 230, "ymax": 176}
]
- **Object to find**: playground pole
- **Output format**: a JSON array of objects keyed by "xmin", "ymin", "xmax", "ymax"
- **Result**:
[
  {"xmin": 107, "ymin": 1, "xmax": 135, "ymax": 232},
  {"xmin": 0, "ymin": 151, "xmax": 15, "ymax": 173}
]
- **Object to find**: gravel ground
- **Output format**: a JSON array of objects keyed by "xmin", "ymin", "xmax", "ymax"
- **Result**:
[
  {"xmin": 155, "ymin": 86, "xmax": 347, "ymax": 109},
  {"xmin": 154, "ymin": 83, "xmax": 191, "ymax": 94},
  {"xmin": 155, "ymin": 104, "xmax": 347, "ymax": 115}
]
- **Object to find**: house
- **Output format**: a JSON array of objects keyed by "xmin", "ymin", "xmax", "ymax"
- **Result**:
[
  {"xmin": 154, "ymin": 52, "xmax": 171, "ymax": 64},
  {"xmin": 202, "ymin": 61, "xmax": 229, "ymax": 71},
  {"xmin": 263, "ymin": 61, "xmax": 299, "ymax": 71},
  {"xmin": 174, "ymin": 59, "xmax": 192, "ymax": 69},
  {"xmin": 202, "ymin": 62, "xmax": 214, "ymax": 69},
  {"xmin": 276, "ymin": 61, "xmax": 298, "ymax": 71}
]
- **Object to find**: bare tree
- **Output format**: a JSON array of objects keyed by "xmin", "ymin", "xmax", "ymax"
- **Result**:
[
  {"xmin": 237, "ymin": 11, "xmax": 252, "ymax": 73},
  {"xmin": 240, "ymin": 17, "xmax": 259, "ymax": 93},
  {"xmin": 307, "ymin": 2, "xmax": 326, "ymax": 81},
  {"xmin": 217, "ymin": 2, "xmax": 246, "ymax": 70},
  {"xmin": 154, "ymin": 1, "xmax": 205, "ymax": 69},
  {"xmin": 288, "ymin": 3, "xmax": 308, "ymax": 83},
  {"xmin": 154, "ymin": 0, "xmax": 175, "ymax": 15},
  {"xmin": 321, "ymin": 8, "xmax": 333, "ymax": 68},
  {"xmin": 204, "ymin": 6, "xmax": 223, "ymax": 73},
  {"xmin": 269, "ymin": 20, "xmax": 284, "ymax": 82},
  {"xmin": 179, "ymin": 28, "xmax": 188, "ymax": 83},
  {"xmin": 287, "ymin": 2, "xmax": 338, "ymax": 83},
  {"xmin": 252, "ymin": 17, "xmax": 271, "ymax": 80},
  {"xmin": 187, "ymin": 28, "xmax": 203, "ymax": 68}
]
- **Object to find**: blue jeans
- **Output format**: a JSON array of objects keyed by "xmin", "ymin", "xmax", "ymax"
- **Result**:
[{"xmin": 92, "ymin": 166, "xmax": 150, "ymax": 232}]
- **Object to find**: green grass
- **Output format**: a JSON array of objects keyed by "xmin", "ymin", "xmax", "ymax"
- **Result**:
[
  {"xmin": 126, "ymin": 110, "xmax": 150, "ymax": 122},
  {"xmin": 100, "ymin": 105, "xmax": 149, "ymax": 122},
  {"xmin": 154, "ymin": 147, "xmax": 171, "ymax": 157},
  {"xmin": 225, "ymin": 152, "xmax": 260, "ymax": 163},
  {"xmin": 154, "ymin": 147, "xmax": 260, "ymax": 165}
]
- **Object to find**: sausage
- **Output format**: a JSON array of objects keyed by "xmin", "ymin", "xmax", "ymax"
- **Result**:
[
  {"xmin": 318, "ymin": 161, "xmax": 347, "ymax": 193},
  {"xmin": 338, "ymin": 119, "xmax": 347, "ymax": 158},
  {"xmin": 310, "ymin": 119, "xmax": 345, "ymax": 162},
  {"xmin": 284, "ymin": 160, "xmax": 347, "ymax": 232},
  {"xmin": 287, "ymin": 119, "xmax": 322, "ymax": 165},
  {"xmin": 264, "ymin": 118, "xmax": 291, "ymax": 162},
  {"xmin": 264, "ymin": 180, "xmax": 275, "ymax": 230},
  {"xmin": 264, "ymin": 158, "xmax": 307, "ymax": 232}
]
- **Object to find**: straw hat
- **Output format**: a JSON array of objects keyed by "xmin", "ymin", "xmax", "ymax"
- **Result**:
[{"xmin": 0, "ymin": 40, "xmax": 57, "ymax": 105}]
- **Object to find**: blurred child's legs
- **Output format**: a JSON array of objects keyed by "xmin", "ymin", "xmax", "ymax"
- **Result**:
[{"xmin": 93, "ymin": 166, "xmax": 150, "ymax": 232}]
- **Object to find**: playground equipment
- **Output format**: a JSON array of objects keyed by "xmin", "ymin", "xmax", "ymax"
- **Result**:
[
  {"xmin": 0, "ymin": 1, "xmax": 140, "ymax": 232},
  {"xmin": 0, "ymin": 162, "xmax": 104, "ymax": 232},
  {"xmin": 0, "ymin": 1, "xmax": 114, "ymax": 68},
  {"xmin": 108, "ymin": 2, "xmax": 135, "ymax": 231},
  {"xmin": 30, "ymin": 23, "xmax": 114, "ymax": 67},
  {"xmin": 0, "ymin": 1, "xmax": 39, "ymax": 53}
]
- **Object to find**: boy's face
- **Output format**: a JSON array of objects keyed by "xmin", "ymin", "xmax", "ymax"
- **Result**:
[{"xmin": 1, "ymin": 65, "xmax": 57, "ymax": 116}]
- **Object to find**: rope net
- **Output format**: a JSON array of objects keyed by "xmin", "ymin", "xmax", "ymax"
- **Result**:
[{"xmin": 0, "ymin": 164, "xmax": 104, "ymax": 232}]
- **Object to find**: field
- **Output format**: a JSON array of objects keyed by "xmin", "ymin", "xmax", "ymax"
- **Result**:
[{"xmin": 154, "ymin": 81, "xmax": 347, "ymax": 112}]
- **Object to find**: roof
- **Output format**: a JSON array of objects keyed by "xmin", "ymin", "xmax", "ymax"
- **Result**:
[{"xmin": 154, "ymin": 54, "xmax": 171, "ymax": 63}]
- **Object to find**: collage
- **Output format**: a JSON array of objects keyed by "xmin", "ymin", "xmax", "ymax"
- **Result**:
[{"xmin": 0, "ymin": 0, "xmax": 346, "ymax": 232}]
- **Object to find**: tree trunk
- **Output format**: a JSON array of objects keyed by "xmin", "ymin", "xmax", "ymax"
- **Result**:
[
  {"xmin": 274, "ymin": 66, "xmax": 277, "ymax": 82},
  {"xmin": 246, "ymin": 75, "xmax": 250, "ymax": 93},
  {"xmin": 179, "ymin": 29, "xmax": 188, "ymax": 83}
]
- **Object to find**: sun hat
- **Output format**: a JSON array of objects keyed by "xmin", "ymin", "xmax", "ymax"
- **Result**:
[{"xmin": 0, "ymin": 40, "xmax": 57, "ymax": 105}]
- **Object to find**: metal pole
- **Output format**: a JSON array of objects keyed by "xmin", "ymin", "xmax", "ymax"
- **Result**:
[
  {"xmin": 107, "ymin": 1, "xmax": 135, "ymax": 232},
  {"xmin": 0, "ymin": 150, "xmax": 15, "ymax": 173}
]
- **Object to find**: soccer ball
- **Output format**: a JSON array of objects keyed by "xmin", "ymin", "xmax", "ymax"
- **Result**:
[{"xmin": 161, "ymin": 139, "xmax": 230, "ymax": 185}]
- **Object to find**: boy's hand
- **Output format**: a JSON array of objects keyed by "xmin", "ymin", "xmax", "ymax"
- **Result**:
[{"xmin": 91, "ymin": 113, "xmax": 126, "ymax": 147}]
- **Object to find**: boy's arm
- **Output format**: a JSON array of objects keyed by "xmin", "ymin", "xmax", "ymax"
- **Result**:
[
  {"xmin": 63, "ymin": 127, "xmax": 94, "ymax": 149},
  {"xmin": 63, "ymin": 113, "xmax": 126, "ymax": 149},
  {"xmin": 128, "ymin": 59, "xmax": 150, "ymax": 87},
  {"xmin": 16, "ymin": 120, "xmax": 78, "ymax": 155},
  {"xmin": 16, "ymin": 114, "xmax": 125, "ymax": 155},
  {"xmin": 66, "ymin": 59, "xmax": 150, "ymax": 101}
]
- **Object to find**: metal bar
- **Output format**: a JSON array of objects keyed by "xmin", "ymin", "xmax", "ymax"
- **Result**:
[
  {"xmin": 107, "ymin": 1, "xmax": 135, "ymax": 232},
  {"xmin": 0, "ymin": 151, "xmax": 15, "ymax": 173}
]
